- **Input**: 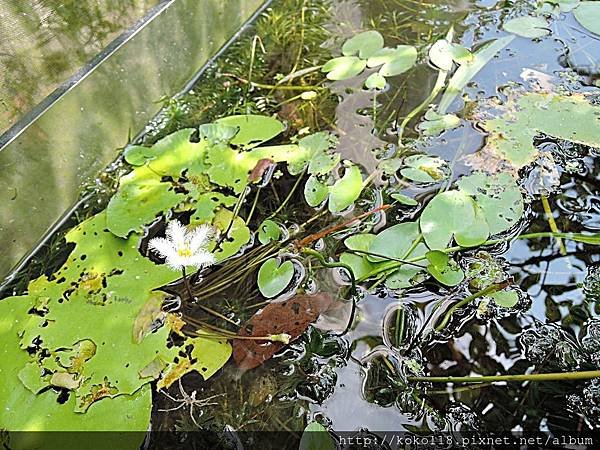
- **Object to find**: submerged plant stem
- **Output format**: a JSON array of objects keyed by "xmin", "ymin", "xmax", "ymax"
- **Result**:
[
  {"xmin": 221, "ymin": 72, "xmax": 323, "ymax": 91},
  {"xmin": 408, "ymin": 370, "xmax": 600, "ymax": 384},
  {"xmin": 541, "ymin": 195, "xmax": 567, "ymax": 256}
]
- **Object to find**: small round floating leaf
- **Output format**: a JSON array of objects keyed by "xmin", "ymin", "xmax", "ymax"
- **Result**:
[
  {"xmin": 304, "ymin": 175, "xmax": 329, "ymax": 207},
  {"xmin": 449, "ymin": 43, "xmax": 473, "ymax": 64},
  {"xmin": 367, "ymin": 45, "xmax": 417, "ymax": 76},
  {"xmin": 427, "ymin": 255, "xmax": 465, "ymax": 287},
  {"xmin": 426, "ymin": 250, "xmax": 449, "ymax": 269},
  {"xmin": 365, "ymin": 72, "xmax": 387, "ymax": 90},
  {"xmin": 489, "ymin": 290, "xmax": 519, "ymax": 308},
  {"xmin": 344, "ymin": 233, "xmax": 376, "ymax": 252},
  {"xmin": 391, "ymin": 193, "xmax": 418, "ymax": 206},
  {"xmin": 328, "ymin": 165, "xmax": 363, "ymax": 213},
  {"xmin": 322, "ymin": 56, "xmax": 367, "ymax": 80},
  {"xmin": 258, "ymin": 219, "xmax": 281, "ymax": 245},
  {"xmin": 258, "ymin": 258, "xmax": 295, "ymax": 298},
  {"xmin": 574, "ymin": 2, "xmax": 600, "ymax": 35},
  {"xmin": 123, "ymin": 145, "xmax": 155, "ymax": 166},
  {"xmin": 503, "ymin": 16, "xmax": 550, "ymax": 39},
  {"xmin": 368, "ymin": 222, "xmax": 422, "ymax": 262},
  {"xmin": 342, "ymin": 30, "xmax": 384, "ymax": 59},
  {"xmin": 300, "ymin": 422, "xmax": 336, "ymax": 450}
]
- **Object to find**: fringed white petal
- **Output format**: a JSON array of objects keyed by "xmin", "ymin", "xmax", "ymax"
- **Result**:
[
  {"xmin": 148, "ymin": 237, "xmax": 177, "ymax": 260},
  {"xmin": 189, "ymin": 250, "xmax": 216, "ymax": 269},
  {"xmin": 166, "ymin": 220, "xmax": 187, "ymax": 248},
  {"xmin": 189, "ymin": 224, "xmax": 214, "ymax": 253}
]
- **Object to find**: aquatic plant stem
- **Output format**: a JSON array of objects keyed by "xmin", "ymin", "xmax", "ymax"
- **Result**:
[
  {"xmin": 541, "ymin": 194, "xmax": 567, "ymax": 256},
  {"xmin": 268, "ymin": 168, "xmax": 306, "ymax": 219},
  {"xmin": 222, "ymin": 72, "xmax": 324, "ymax": 91},
  {"xmin": 408, "ymin": 370, "xmax": 600, "ymax": 384},
  {"xmin": 182, "ymin": 267, "xmax": 237, "ymax": 326},
  {"xmin": 434, "ymin": 282, "xmax": 509, "ymax": 332}
]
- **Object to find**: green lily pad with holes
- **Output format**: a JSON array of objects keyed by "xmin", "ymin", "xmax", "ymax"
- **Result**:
[
  {"xmin": 367, "ymin": 45, "xmax": 417, "ymax": 76},
  {"xmin": 457, "ymin": 172, "xmax": 523, "ymax": 236},
  {"xmin": 123, "ymin": 145, "xmax": 155, "ymax": 166},
  {"xmin": 214, "ymin": 115, "xmax": 285, "ymax": 147},
  {"xmin": 420, "ymin": 190, "xmax": 489, "ymax": 250},
  {"xmin": 400, "ymin": 155, "xmax": 447, "ymax": 183},
  {"xmin": 426, "ymin": 251, "xmax": 465, "ymax": 286},
  {"xmin": 258, "ymin": 258, "xmax": 295, "ymax": 298},
  {"xmin": 304, "ymin": 175, "xmax": 330, "ymax": 207},
  {"xmin": 328, "ymin": 165, "xmax": 363, "ymax": 213},
  {"xmin": 504, "ymin": 16, "xmax": 550, "ymax": 39},
  {"xmin": 368, "ymin": 222, "xmax": 421, "ymax": 262},
  {"xmin": 483, "ymin": 92, "xmax": 600, "ymax": 168},
  {"xmin": 289, "ymin": 132, "xmax": 339, "ymax": 176},
  {"xmin": 342, "ymin": 30, "xmax": 384, "ymax": 59},
  {"xmin": 574, "ymin": 2, "xmax": 600, "ymax": 35},
  {"xmin": 198, "ymin": 122, "xmax": 238, "ymax": 144},
  {"xmin": 490, "ymin": 290, "xmax": 519, "ymax": 308},
  {"xmin": 258, "ymin": 219, "xmax": 281, "ymax": 244},
  {"xmin": 211, "ymin": 208, "xmax": 251, "ymax": 261},
  {"xmin": 107, "ymin": 166, "xmax": 185, "ymax": 238},
  {"xmin": 189, "ymin": 192, "xmax": 237, "ymax": 225},
  {"xmin": 322, "ymin": 56, "xmax": 367, "ymax": 80}
]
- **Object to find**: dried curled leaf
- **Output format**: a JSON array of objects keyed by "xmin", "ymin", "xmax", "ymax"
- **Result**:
[{"xmin": 233, "ymin": 294, "xmax": 334, "ymax": 370}]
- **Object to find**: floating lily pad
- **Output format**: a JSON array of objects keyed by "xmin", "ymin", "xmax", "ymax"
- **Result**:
[
  {"xmin": 328, "ymin": 165, "xmax": 363, "ymax": 213},
  {"xmin": 342, "ymin": 30, "xmax": 384, "ymax": 59},
  {"xmin": 574, "ymin": 2, "xmax": 600, "ymax": 35},
  {"xmin": 418, "ymin": 109, "xmax": 461, "ymax": 136},
  {"xmin": 289, "ymin": 132, "xmax": 339, "ymax": 176},
  {"xmin": 426, "ymin": 251, "xmax": 465, "ymax": 286},
  {"xmin": 367, "ymin": 45, "xmax": 418, "ymax": 76},
  {"xmin": 258, "ymin": 258, "xmax": 296, "ymax": 298},
  {"xmin": 365, "ymin": 72, "xmax": 387, "ymax": 90},
  {"xmin": 258, "ymin": 219, "xmax": 282, "ymax": 245},
  {"xmin": 300, "ymin": 422, "xmax": 336, "ymax": 450},
  {"xmin": 212, "ymin": 208, "xmax": 251, "ymax": 261},
  {"xmin": 489, "ymin": 290, "xmax": 519, "ymax": 308},
  {"xmin": 304, "ymin": 175, "xmax": 330, "ymax": 207},
  {"xmin": 504, "ymin": 16, "xmax": 550, "ymax": 39},
  {"xmin": 400, "ymin": 155, "xmax": 448, "ymax": 183},
  {"xmin": 322, "ymin": 56, "xmax": 367, "ymax": 80},
  {"xmin": 214, "ymin": 115, "xmax": 285, "ymax": 147}
]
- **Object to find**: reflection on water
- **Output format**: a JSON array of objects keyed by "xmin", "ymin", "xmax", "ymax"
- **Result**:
[{"xmin": 0, "ymin": 0, "xmax": 161, "ymax": 133}]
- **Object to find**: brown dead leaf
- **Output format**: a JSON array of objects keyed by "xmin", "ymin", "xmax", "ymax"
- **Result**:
[
  {"xmin": 232, "ymin": 293, "xmax": 334, "ymax": 370},
  {"xmin": 248, "ymin": 158, "xmax": 275, "ymax": 182}
]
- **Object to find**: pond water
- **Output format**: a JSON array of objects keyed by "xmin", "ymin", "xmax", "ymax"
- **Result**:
[{"xmin": 2, "ymin": 0, "xmax": 600, "ymax": 448}]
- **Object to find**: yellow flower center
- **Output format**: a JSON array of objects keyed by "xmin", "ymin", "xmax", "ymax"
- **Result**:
[{"xmin": 177, "ymin": 246, "xmax": 193, "ymax": 258}]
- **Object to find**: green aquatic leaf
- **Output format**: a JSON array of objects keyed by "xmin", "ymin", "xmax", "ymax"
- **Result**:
[
  {"xmin": 322, "ymin": 56, "xmax": 367, "ymax": 80},
  {"xmin": 391, "ymin": 193, "xmax": 418, "ymax": 206},
  {"xmin": 426, "ymin": 251, "xmax": 465, "ymax": 286},
  {"xmin": 328, "ymin": 165, "xmax": 363, "ymax": 213},
  {"xmin": 289, "ymin": 132, "xmax": 339, "ymax": 176},
  {"xmin": 304, "ymin": 175, "xmax": 329, "ymax": 207},
  {"xmin": 489, "ymin": 290, "xmax": 519, "ymax": 308},
  {"xmin": 504, "ymin": 16, "xmax": 550, "ymax": 38},
  {"xmin": 368, "ymin": 222, "xmax": 422, "ymax": 262},
  {"xmin": 157, "ymin": 333, "xmax": 232, "ymax": 389},
  {"xmin": 365, "ymin": 72, "xmax": 387, "ymax": 90},
  {"xmin": 189, "ymin": 192, "xmax": 237, "ymax": 225},
  {"xmin": 258, "ymin": 219, "xmax": 281, "ymax": 245},
  {"xmin": 367, "ymin": 45, "xmax": 418, "ymax": 76},
  {"xmin": 107, "ymin": 167, "xmax": 184, "ymax": 237},
  {"xmin": 418, "ymin": 109, "xmax": 461, "ymax": 136},
  {"xmin": 258, "ymin": 258, "xmax": 295, "ymax": 298},
  {"xmin": 483, "ymin": 92, "xmax": 600, "ymax": 168},
  {"xmin": 214, "ymin": 115, "xmax": 285, "ymax": 147},
  {"xmin": 198, "ymin": 122, "xmax": 238, "ymax": 144},
  {"xmin": 574, "ymin": 2, "xmax": 600, "ymax": 35},
  {"xmin": 342, "ymin": 30, "xmax": 384, "ymax": 59},
  {"xmin": 212, "ymin": 208, "xmax": 251, "ymax": 261},
  {"xmin": 438, "ymin": 35, "xmax": 515, "ymax": 113},
  {"xmin": 400, "ymin": 155, "xmax": 447, "ymax": 183},
  {"xmin": 420, "ymin": 190, "xmax": 489, "ymax": 250},
  {"xmin": 344, "ymin": 233, "xmax": 377, "ymax": 253},
  {"xmin": 457, "ymin": 172, "xmax": 523, "ymax": 236},
  {"xmin": 299, "ymin": 421, "xmax": 336, "ymax": 450},
  {"xmin": 123, "ymin": 144, "xmax": 155, "ymax": 166},
  {"xmin": 339, "ymin": 253, "xmax": 377, "ymax": 280}
]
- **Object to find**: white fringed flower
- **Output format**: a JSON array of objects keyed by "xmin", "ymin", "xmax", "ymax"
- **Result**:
[{"xmin": 148, "ymin": 220, "xmax": 216, "ymax": 270}]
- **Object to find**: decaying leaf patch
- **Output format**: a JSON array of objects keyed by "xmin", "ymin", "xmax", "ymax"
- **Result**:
[{"xmin": 233, "ymin": 293, "xmax": 334, "ymax": 370}]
